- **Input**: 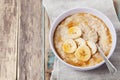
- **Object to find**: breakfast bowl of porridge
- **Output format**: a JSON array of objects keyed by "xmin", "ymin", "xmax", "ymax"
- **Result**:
[{"xmin": 49, "ymin": 8, "xmax": 116, "ymax": 70}]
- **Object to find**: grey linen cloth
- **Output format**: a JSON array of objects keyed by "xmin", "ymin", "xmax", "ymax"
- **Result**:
[{"xmin": 43, "ymin": 0, "xmax": 120, "ymax": 80}]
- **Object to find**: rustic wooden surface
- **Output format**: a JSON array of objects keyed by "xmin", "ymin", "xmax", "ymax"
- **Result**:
[
  {"xmin": 0, "ymin": 0, "xmax": 18, "ymax": 80},
  {"xmin": 18, "ymin": 0, "xmax": 42, "ymax": 80},
  {"xmin": 0, "ymin": 0, "xmax": 119, "ymax": 80},
  {"xmin": 45, "ymin": 10, "xmax": 50, "ymax": 80},
  {"xmin": 0, "ymin": 0, "xmax": 42, "ymax": 80}
]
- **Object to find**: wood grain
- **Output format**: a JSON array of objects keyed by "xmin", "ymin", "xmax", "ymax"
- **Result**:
[
  {"xmin": 17, "ymin": 0, "xmax": 42, "ymax": 80},
  {"xmin": 0, "ymin": 0, "xmax": 18, "ymax": 80},
  {"xmin": 45, "ymin": 10, "xmax": 51, "ymax": 80}
]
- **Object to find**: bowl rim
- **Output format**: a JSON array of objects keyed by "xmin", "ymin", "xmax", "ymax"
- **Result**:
[{"xmin": 49, "ymin": 7, "xmax": 117, "ymax": 71}]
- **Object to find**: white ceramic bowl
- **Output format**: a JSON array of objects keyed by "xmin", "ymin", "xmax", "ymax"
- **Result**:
[{"xmin": 49, "ymin": 7, "xmax": 117, "ymax": 71}]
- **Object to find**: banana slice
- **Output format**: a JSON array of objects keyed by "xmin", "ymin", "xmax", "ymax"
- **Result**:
[
  {"xmin": 87, "ymin": 40, "xmax": 97, "ymax": 55},
  {"xmin": 75, "ymin": 38, "xmax": 86, "ymax": 46},
  {"xmin": 88, "ymin": 30, "xmax": 98, "ymax": 43},
  {"xmin": 75, "ymin": 45, "xmax": 91, "ymax": 61},
  {"xmin": 62, "ymin": 39, "xmax": 77, "ymax": 53},
  {"xmin": 68, "ymin": 27, "xmax": 82, "ymax": 39}
]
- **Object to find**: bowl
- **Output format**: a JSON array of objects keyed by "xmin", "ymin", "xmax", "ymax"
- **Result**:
[{"xmin": 49, "ymin": 7, "xmax": 117, "ymax": 71}]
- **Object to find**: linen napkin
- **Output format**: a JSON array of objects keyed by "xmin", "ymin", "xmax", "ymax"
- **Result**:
[{"xmin": 43, "ymin": 0, "xmax": 120, "ymax": 80}]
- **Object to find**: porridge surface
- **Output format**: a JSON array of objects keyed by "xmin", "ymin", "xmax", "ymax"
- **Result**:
[{"xmin": 54, "ymin": 13, "xmax": 112, "ymax": 67}]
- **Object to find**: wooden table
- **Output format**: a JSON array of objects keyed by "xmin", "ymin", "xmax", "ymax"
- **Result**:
[
  {"xmin": 0, "ymin": 0, "xmax": 120, "ymax": 80},
  {"xmin": 0, "ymin": 0, "xmax": 43, "ymax": 80}
]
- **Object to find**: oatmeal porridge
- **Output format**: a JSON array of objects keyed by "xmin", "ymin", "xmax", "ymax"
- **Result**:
[{"xmin": 54, "ymin": 13, "xmax": 112, "ymax": 67}]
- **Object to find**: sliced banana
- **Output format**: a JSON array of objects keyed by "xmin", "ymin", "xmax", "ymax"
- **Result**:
[
  {"xmin": 87, "ymin": 40, "xmax": 97, "ymax": 55},
  {"xmin": 62, "ymin": 39, "xmax": 77, "ymax": 53},
  {"xmin": 68, "ymin": 27, "xmax": 82, "ymax": 39},
  {"xmin": 88, "ymin": 29, "xmax": 98, "ymax": 43},
  {"xmin": 75, "ymin": 45, "xmax": 91, "ymax": 62},
  {"xmin": 75, "ymin": 38, "xmax": 86, "ymax": 46}
]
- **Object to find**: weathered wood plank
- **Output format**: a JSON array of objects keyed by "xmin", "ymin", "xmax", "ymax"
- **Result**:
[
  {"xmin": 18, "ymin": 0, "xmax": 42, "ymax": 80},
  {"xmin": 45, "ymin": 9, "xmax": 51, "ymax": 80},
  {"xmin": 0, "ymin": 0, "xmax": 18, "ymax": 80}
]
